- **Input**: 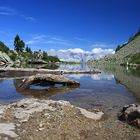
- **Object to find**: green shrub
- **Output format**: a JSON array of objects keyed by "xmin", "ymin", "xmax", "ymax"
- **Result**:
[
  {"xmin": 129, "ymin": 53, "xmax": 140, "ymax": 64},
  {"xmin": 0, "ymin": 41, "xmax": 9, "ymax": 53}
]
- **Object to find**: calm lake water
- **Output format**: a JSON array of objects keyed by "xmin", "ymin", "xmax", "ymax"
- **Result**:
[{"xmin": 0, "ymin": 64, "xmax": 140, "ymax": 112}]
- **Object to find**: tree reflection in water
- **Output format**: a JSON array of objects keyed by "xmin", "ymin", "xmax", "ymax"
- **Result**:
[{"xmin": 95, "ymin": 65, "xmax": 140, "ymax": 102}]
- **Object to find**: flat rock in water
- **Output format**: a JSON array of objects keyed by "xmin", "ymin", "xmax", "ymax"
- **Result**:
[
  {"xmin": 18, "ymin": 74, "xmax": 80, "ymax": 90},
  {"xmin": 78, "ymin": 107, "xmax": 104, "ymax": 120}
]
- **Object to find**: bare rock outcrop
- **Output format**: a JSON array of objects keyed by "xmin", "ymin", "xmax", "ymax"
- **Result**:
[
  {"xmin": 0, "ymin": 98, "xmax": 104, "ymax": 139},
  {"xmin": 0, "ymin": 51, "xmax": 13, "ymax": 67}
]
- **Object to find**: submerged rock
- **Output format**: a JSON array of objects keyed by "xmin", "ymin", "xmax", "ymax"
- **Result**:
[{"xmin": 118, "ymin": 104, "xmax": 140, "ymax": 128}]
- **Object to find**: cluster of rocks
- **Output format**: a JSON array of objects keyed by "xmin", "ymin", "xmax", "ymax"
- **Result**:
[{"xmin": 118, "ymin": 104, "xmax": 140, "ymax": 128}]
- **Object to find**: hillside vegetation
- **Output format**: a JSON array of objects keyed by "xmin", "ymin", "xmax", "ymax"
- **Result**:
[
  {"xmin": 0, "ymin": 35, "xmax": 60, "ymax": 67},
  {"xmin": 114, "ymin": 28, "xmax": 140, "ymax": 65},
  {"xmin": 90, "ymin": 28, "xmax": 140, "ymax": 66},
  {"xmin": 0, "ymin": 41, "xmax": 9, "ymax": 53}
]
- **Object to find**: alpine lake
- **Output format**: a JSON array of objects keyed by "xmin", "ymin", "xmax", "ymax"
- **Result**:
[{"xmin": 0, "ymin": 64, "xmax": 140, "ymax": 115}]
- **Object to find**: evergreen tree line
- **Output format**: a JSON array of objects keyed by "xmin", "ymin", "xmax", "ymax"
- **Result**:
[{"xmin": 0, "ymin": 34, "xmax": 60, "ymax": 62}]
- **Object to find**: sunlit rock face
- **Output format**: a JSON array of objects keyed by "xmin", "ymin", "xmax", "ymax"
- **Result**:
[{"xmin": 0, "ymin": 51, "xmax": 13, "ymax": 67}]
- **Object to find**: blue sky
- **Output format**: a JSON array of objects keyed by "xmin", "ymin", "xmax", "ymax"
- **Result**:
[{"xmin": 0, "ymin": 0, "xmax": 140, "ymax": 51}]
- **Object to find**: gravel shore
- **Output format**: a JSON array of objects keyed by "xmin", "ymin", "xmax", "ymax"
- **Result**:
[{"xmin": 0, "ymin": 98, "xmax": 140, "ymax": 140}]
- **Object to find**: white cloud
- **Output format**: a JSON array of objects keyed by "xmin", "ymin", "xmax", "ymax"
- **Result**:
[
  {"xmin": 26, "ymin": 34, "xmax": 115, "ymax": 61},
  {"xmin": 74, "ymin": 37, "xmax": 91, "ymax": 43},
  {"xmin": 92, "ymin": 48, "xmax": 115, "ymax": 54},
  {"xmin": 48, "ymin": 48, "xmax": 84, "ymax": 55},
  {"xmin": 25, "ymin": 16, "xmax": 35, "ymax": 21},
  {"xmin": 26, "ymin": 35, "xmax": 47, "ymax": 45},
  {"xmin": 0, "ymin": 6, "xmax": 16, "ymax": 15},
  {"xmin": 91, "ymin": 48, "xmax": 115, "ymax": 59},
  {"xmin": 26, "ymin": 35, "xmax": 74, "ymax": 46},
  {"xmin": 90, "ymin": 42, "xmax": 115, "ymax": 48},
  {"xmin": 66, "ymin": 48, "xmax": 84, "ymax": 53},
  {"xmin": 20, "ymin": 15, "xmax": 36, "ymax": 22},
  {"xmin": 0, "ymin": 6, "xmax": 36, "ymax": 22},
  {"xmin": 0, "ymin": 12, "xmax": 12, "ymax": 15}
]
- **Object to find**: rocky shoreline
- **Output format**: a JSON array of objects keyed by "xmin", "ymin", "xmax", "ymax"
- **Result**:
[
  {"xmin": 0, "ymin": 98, "xmax": 104, "ymax": 140},
  {"xmin": 0, "ymin": 98, "xmax": 140, "ymax": 140}
]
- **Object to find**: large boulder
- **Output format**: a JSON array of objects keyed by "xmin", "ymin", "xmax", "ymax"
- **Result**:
[
  {"xmin": 0, "ymin": 51, "xmax": 13, "ymax": 67},
  {"xmin": 118, "ymin": 104, "xmax": 140, "ymax": 128}
]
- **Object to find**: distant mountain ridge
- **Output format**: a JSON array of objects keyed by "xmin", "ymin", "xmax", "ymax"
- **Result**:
[
  {"xmin": 48, "ymin": 50, "xmax": 93, "ymax": 62},
  {"xmin": 48, "ymin": 48, "xmax": 114, "ymax": 62}
]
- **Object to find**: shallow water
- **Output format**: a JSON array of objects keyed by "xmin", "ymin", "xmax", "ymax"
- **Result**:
[
  {"xmin": 0, "ymin": 64, "xmax": 140, "ymax": 113},
  {"xmin": 51, "ymin": 71, "xmax": 136, "ymax": 112},
  {"xmin": 0, "ymin": 80, "xmax": 24, "ymax": 104}
]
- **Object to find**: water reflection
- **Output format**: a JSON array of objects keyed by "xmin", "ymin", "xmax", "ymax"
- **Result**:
[
  {"xmin": 13, "ymin": 63, "xmax": 59, "ymax": 70},
  {"xmin": 50, "ymin": 64, "xmax": 140, "ymax": 111},
  {"xmin": 91, "ymin": 73, "xmax": 114, "ymax": 80},
  {"xmin": 66, "ymin": 73, "xmax": 114, "ymax": 81},
  {"xmin": 0, "ymin": 64, "xmax": 140, "ymax": 111},
  {"xmin": 13, "ymin": 79, "xmax": 79, "ymax": 99},
  {"xmin": 0, "ymin": 80, "xmax": 24, "ymax": 104},
  {"xmin": 58, "ymin": 64, "xmax": 92, "ymax": 71},
  {"xmin": 94, "ymin": 65, "xmax": 140, "ymax": 101},
  {"xmin": 51, "ymin": 72, "xmax": 135, "ymax": 112},
  {"xmin": 104, "ymin": 66, "xmax": 140, "ymax": 101}
]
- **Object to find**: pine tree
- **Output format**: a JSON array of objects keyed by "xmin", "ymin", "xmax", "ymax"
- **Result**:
[{"xmin": 14, "ymin": 35, "xmax": 25, "ymax": 53}]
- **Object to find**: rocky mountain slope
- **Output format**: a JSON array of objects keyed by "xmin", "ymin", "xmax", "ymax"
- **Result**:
[
  {"xmin": 115, "ymin": 33, "xmax": 140, "ymax": 65},
  {"xmin": 91, "ymin": 29, "xmax": 140, "ymax": 65}
]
